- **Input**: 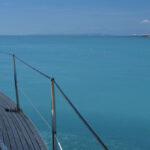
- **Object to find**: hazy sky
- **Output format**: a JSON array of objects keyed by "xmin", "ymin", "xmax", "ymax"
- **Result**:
[{"xmin": 0, "ymin": 0, "xmax": 150, "ymax": 35}]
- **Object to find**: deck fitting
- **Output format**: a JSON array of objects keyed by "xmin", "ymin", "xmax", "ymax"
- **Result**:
[{"xmin": 5, "ymin": 108, "xmax": 21, "ymax": 113}]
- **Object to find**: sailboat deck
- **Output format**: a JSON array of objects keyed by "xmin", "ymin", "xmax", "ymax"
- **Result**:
[{"xmin": 0, "ymin": 92, "xmax": 47, "ymax": 150}]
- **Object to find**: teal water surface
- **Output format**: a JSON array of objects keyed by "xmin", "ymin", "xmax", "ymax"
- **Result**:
[{"xmin": 0, "ymin": 35, "xmax": 150, "ymax": 150}]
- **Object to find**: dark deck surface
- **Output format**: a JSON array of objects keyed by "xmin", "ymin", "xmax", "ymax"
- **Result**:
[{"xmin": 0, "ymin": 92, "xmax": 47, "ymax": 150}]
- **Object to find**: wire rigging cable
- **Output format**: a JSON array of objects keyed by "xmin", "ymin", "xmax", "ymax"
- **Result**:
[
  {"xmin": 54, "ymin": 80, "xmax": 108, "ymax": 150},
  {"xmin": 0, "ymin": 52, "xmax": 109, "ymax": 150},
  {"xmin": 0, "ymin": 51, "xmax": 12, "ymax": 56},
  {"xmin": 0, "ymin": 73, "xmax": 63, "ymax": 150},
  {"xmin": 15, "ymin": 56, "xmax": 51, "ymax": 80},
  {"xmin": 18, "ymin": 86, "xmax": 63, "ymax": 150}
]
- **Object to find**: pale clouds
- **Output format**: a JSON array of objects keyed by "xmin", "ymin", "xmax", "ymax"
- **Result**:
[{"xmin": 141, "ymin": 19, "xmax": 150, "ymax": 24}]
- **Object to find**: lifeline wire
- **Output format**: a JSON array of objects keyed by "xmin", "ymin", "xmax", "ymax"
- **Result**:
[
  {"xmin": 18, "ymin": 86, "xmax": 63, "ymax": 150},
  {"xmin": 54, "ymin": 80, "xmax": 109, "ymax": 150},
  {"xmin": 15, "ymin": 55, "xmax": 51, "ymax": 80},
  {"xmin": 0, "ymin": 51, "xmax": 12, "ymax": 56},
  {"xmin": 0, "ymin": 73, "xmax": 63, "ymax": 150},
  {"xmin": 0, "ymin": 52, "xmax": 109, "ymax": 150}
]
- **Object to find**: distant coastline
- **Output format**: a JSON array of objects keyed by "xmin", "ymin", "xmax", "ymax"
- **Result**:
[{"xmin": 132, "ymin": 34, "xmax": 150, "ymax": 37}]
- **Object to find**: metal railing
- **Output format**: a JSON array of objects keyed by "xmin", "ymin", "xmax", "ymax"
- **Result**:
[{"xmin": 0, "ymin": 52, "xmax": 109, "ymax": 150}]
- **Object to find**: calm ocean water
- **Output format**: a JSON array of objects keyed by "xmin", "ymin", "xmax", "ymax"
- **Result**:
[{"xmin": 0, "ymin": 35, "xmax": 150, "ymax": 150}]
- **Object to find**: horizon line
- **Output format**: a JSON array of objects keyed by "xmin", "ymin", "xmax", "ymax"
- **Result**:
[{"xmin": 0, "ymin": 33, "xmax": 132, "ymax": 36}]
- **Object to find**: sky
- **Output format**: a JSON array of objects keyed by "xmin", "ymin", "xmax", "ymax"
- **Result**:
[{"xmin": 0, "ymin": 0, "xmax": 150, "ymax": 35}]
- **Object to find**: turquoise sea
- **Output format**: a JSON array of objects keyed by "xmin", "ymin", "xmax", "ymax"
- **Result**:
[{"xmin": 0, "ymin": 35, "xmax": 150, "ymax": 150}]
